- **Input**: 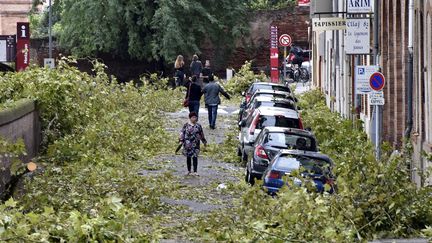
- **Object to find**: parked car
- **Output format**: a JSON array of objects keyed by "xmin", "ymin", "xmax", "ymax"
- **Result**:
[
  {"xmin": 238, "ymin": 107, "xmax": 303, "ymax": 164},
  {"xmin": 238, "ymin": 96, "xmax": 298, "ymax": 124},
  {"xmin": 262, "ymin": 150, "xmax": 335, "ymax": 195},
  {"xmin": 0, "ymin": 63, "xmax": 14, "ymax": 73},
  {"xmin": 241, "ymin": 82, "xmax": 293, "ymax": 109},
  {"xmin": 245, "ymin": 127, "xmax": 318, "ymax": 184},
  {"xmin": 239, "ymin": 90, "xmax": 298, "ymax": 125}
]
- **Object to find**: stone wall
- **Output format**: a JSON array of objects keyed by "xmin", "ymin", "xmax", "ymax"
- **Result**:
[
  {"xmin": 0, "ymin": 0, "xmax": 32, "ymax": 35},
  {"xmin": 0, "ymin": 99, "xmax": 40, "ymax": 192}
]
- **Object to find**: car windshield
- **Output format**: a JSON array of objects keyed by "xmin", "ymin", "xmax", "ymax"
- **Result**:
[
  {"xmin": 257, "ymin": 115, "xmax": 300, "ymax": 129},
  {"xmin": 266, "ymin": 132, "xmax": 315, "ymax": 151},
  {"xmin": 277, "ymin": 154, "xmax": 331, "ymax": 175},
  {"xmin": 258, "ymin": 101, "xmax": 296, "ymax": 110},
  {"xmin": 252, "ymin": 84, "xmax": 290, "ymax": 94}
]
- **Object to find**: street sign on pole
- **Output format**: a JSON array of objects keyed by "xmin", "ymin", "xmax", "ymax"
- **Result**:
[
  {"xmin": 368, "ymin": 91, "xmax": 385, "ymax": 105},
  {"xmin": 16, "ymin": 23, "xmax": 30, "ymax": 71},
  {"xmin": 279, "ymin": 34, "xmax": 292, "ymax": 82},
  {"xmin": 369, "ymin": 72, "xmax": 385, "ymax": 91},
  {"xmin": 355, "ymin": 65, "xmax": 379, "ymax": 94},
  {"xmin": 270, "ymin": 25, "xmax": 279, "ymax": 83},
  {"xmin": 279, "ymin": 34, "xmax": 292, "ymax": 47},
  {"xmin": 347, "ymin": 0, "xmax": 374, "ymax": 13},
  {"xmin": 346, "ymin": 19, "xmax": 370, "ymax": 54}
]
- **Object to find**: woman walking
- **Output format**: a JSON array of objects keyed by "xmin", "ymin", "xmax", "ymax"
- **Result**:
[
  {"xmin": 174, "ymin": 55, "xmax": 186, "ymax": 87},
  {"xmin": 179, "ymin": 112, "xmax": 207, "ymax": 176},
  {"xmin": 184, "ymin": 76, "xmax": 202, "ymax": 117}
]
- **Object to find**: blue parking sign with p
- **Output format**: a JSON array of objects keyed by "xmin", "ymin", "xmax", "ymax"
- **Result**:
[{"xmin": 358, "ymin": 68, "xmax": 365, "ymax": 75}]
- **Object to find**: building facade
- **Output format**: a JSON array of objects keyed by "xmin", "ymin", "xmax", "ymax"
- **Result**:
[
  {"xmin": 412, "ymin": 0, "xmax": 432, "ymax": 186},
  {"xmin": 310, "ymin": 0, "xmax": 432, "ymax": 186},
  {"xmin": 0, "ymin": 0, "xmax": 33, "ymax": 35}
]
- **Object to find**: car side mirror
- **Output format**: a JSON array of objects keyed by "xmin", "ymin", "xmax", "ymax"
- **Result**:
[
  {"xmin": 294, "ymin": 97, "xmax": 299, "ymax": 103},
  {"xmin": 305, "ymin": 127, "xmax": 312, "ymax": 132},
  {"xmin": 241, "ymin": 91, "xmax": 246, "ymax": 96},
  {"xmin": 239, "ymin": 120, "xmax": 247, "ymax": 127}
]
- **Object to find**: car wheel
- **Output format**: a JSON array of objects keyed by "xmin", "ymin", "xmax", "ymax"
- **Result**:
[
  {"xmin": 246, "ymin": 169, "xmax": 255, "ymax": 186},
  {"xmin": 237, "ymin": 146, "xmax": 242, "ymax": 157},
  {"xmin": 241, "ymin": 150, "xmax": 248, "ymax": 167}
]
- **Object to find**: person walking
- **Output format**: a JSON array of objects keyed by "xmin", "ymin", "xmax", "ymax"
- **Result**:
[
  {"xmin": 203, "ymin": 79, "xmax": 231, "ymax": 129},
  {"xmin": 201, "ymin": 60, "xmax": 213, "ymax": 85},
  {"xmin": 179, "ymin": 112, "xmax": 207, "ymax": 176},
  {"xmin": 184, "ymin": 76, "xmax": 203, "ymax": 117},
  {"xmin": 174, "ymin": 55, "xmax": 186, "ymax": 87},
  {"xmin": 190, "ymin": 54, "xmax": 203, "ymax": 86}
]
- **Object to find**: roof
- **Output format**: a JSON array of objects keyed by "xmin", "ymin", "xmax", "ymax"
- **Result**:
[
  {"xmin": 278, "ymin": 150, "xmax": 333, "ymax": 163},
  {"xmin": 262, "ymin": 127, "xmax": 314, "ymax": 137},
  {"xmin": 256, "ymin": 107, "xmax": 299, "ymax": 118}
]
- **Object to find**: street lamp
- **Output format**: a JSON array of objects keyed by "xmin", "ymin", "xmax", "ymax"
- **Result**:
[{"xmin": 48, "ymin": 0, "xmax": 52, "ymax": 59}]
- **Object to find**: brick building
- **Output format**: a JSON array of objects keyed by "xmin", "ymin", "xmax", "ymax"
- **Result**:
[
  {"xmin": 0, "ymin": 0, "xmax": 33, "ymax": 35},
  {"xmin": 311, "ymin": 0, "xmax": 432, "ymax": 186},
  {"xmin": 412, "ymin": 0, "xmax": 432, "ymax": 186}
]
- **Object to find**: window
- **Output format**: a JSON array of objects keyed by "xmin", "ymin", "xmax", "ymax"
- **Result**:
[
  {"xmin": 259, "ymin": 101, "xmax": 296, "ymax": 110},
  {"xmin": 254, "ymin": 84, "xmax": 291, "ymax": 93},
  {"xmin": 266, "ymin": 132, "xmax": 316, "ymax": 151},
  {"xmin": 276, "ymin": 154, "xmax": 332, "ymax": 175},
  {"xmin": 257, "ymin": 115, "xmax": 300, "ymax": 129}
]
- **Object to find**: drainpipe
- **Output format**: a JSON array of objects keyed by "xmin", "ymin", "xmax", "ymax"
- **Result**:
[{"xmin": 405, "ymin": 0, "xmax": 414, "ymax": 139}]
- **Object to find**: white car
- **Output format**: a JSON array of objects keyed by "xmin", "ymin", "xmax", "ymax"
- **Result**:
[{"xmin": 238, "ymin": 107, "xmax": 304, "ymax": 165}]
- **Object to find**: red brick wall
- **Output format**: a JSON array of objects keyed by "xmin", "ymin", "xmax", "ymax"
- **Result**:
[
  {"xmin": 201, "ymin": 6, "xmax": 310, "ymax": 75},
  {"xmin": 380, "ymin": 0, "xmax": 408, "ymax": 147}
]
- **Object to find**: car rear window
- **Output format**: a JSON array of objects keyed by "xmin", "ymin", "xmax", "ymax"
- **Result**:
[
  {"xmin": 274, "ymin": 158, "xmax": 300, "ymax": 172},
  {"xmin": 266, "ymin": 132, "xmax": 316, "ymax": 151},
  {"xmin": 252, "ymin": 84, "xmax": 290, "ymax": 94},
  {"xmin": 278, "ymin": 155, "xmax": 331, "ymax": 175},
  {"xmin": 258, "ymin": 101, "xmax": 296, "ymax": 110},
  {"xmin": 255, "ymin": 93, "xmax": 290, "ymax": 100},
  {"xmin": 257, "ymin": 115, "xmax": 300, "ymax": 129}
]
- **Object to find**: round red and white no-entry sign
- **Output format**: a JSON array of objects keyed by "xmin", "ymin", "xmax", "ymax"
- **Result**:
[{"xmin": 279, "ymin": 34, "xmax": 292, "ymax": 47}]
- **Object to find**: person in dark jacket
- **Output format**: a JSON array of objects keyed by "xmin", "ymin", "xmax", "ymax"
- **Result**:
[
  {"xmin": 201, "ymin": 60, "xmax": 213, "ymax": 84},
  {"xmin": 202, "ymin": 79, "xmax": 230, "ymax": 129},
  {"xmin": 190, "ymin": 54, "xmax": 203, "ymax": 86},
  {"xmin": 185, "ymin": 76, "xmax": 203, "ymax": 117}
]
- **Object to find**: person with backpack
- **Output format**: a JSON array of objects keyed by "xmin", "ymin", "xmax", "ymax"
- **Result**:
[
  {"xmin": 202, "ymin": 79, "xmax": 231, "ymax": 129},
  {"xmin": 179, "ymin": 112, "xmax": 207, "ymax": 176},
  {"xmin": 190, "ymin": 54, "xmax": 203, "ymax": 86},
  {"xmin": 174, "ymin": 55, "xmax": 186, "ymax": 87},
  {"xmin": 184, "ymin": 76, "xmax": 203, "ymax": 118}
]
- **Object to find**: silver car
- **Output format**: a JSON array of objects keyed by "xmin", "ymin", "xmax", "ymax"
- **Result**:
[{"xmin": 238, "ymin": 107, "xmax": 303, "ymax": 165}]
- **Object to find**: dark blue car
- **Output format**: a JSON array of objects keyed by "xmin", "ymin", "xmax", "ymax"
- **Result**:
[{"xmin": 262, "ymin": 150, "xmax": 335, "ymax": 195}]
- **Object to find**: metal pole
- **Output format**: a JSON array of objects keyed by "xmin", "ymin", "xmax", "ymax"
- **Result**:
[
  {"xmin": 373, "ymin": 0, "xmax": 380, "ymax": 160},
  {"xmin": 48, "ymin": 0, "xmax": 52, "ymax": 59},
  {"xmin": 283, "ymin": 46, "xmax": 287, "ymax": 83}
]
